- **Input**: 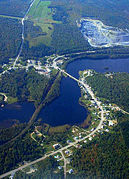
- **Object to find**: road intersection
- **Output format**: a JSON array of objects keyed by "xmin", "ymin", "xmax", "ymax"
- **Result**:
[{"xmin": 0, "ymin": 67, "xmax": 105, "ymax": 179}]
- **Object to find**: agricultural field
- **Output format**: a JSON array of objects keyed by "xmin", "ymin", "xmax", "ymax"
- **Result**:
[
  {"xmin": 23, "ymin": 0, "xmax": 129, "ymax": 59},
  {"xmin": 26, "ymin": 0, "xmax": 61, "ymax": 47}
]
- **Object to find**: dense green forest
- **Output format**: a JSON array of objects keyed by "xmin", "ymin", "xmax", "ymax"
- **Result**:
[
  {"xmin": 0, "ymin": 132, "xmax": 44, "ymax": 174},
  {"xmin": 0, "ymin": 0, "xmax": 31, "ymax": 17},
  {"xmin": 0, "ymin": 17, "xmax": 22, "ymax": 65},
  {"xmin": 21, "ymin": 0, "xmax": 129, "ymax": 59},
  {"xmin": 0, "ymin": 69, "xmax": 50, "ymax": 105},
  {"xmin": 0, "ymin": 0, "xmax": 129, "ymax": 64},
  {"xmin": 86, "ymin": 72, "xmax": 129, "ymax": 112},
  {"xmin": 70, "ymin": 113, "xmax": 129, "ymax": 179},
  {"xmin": 0, "ymin": 124, "xmax": 26, "ymax": 145}
]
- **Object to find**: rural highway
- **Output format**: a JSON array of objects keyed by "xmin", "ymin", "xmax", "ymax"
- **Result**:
[
  {"xmin": 13, "ymin": 0, "xmax": 36, "ymax": 68},
  {"xmin": 0, "ymin": 69, "xmax": 105, "ymax": 179}
]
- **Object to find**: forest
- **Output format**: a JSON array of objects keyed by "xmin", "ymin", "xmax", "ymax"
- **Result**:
[
  {"xmin": 86, "ymin": 72, "xmax": 129, "ymax": 112},
  {"xmin": 0, "ymin": 0, "xmax": 129, "ymax": 65},
  {"xmin": 0, "ymin": 0, "xmax": 31, "ymax": 17},
  {"xmin": 0, "ymin": 131, "xmax": 44, "ymax": 174},
  {"xmin": 70, "ymin": 113, "xmax": 129, "ymax": 179},
  {"xmin": 0, "ymin": 69, "xmax": 50, "ymax": 106},
  {"xmin": 0, "ymin": 17, "xmax": 22, "ymax": 65}
]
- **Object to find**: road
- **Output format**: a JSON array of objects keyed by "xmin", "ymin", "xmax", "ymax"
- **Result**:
[
  {"xmin": 13, "ymin": 0, "xmax": 36, "ymax": 68},
  {"xmin": 60, "ymin": 151, "xmax": 67, "ymax": 179},
  {"xmin": 106, "ymin": 106, "xmax": 129, "ymax": 115},
  {"xmin": 0, "ymin": 69, "xmax": 105, "ymax": 179}
]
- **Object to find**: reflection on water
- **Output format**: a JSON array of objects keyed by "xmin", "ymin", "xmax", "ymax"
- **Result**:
[
  {"xmin": 1, "ymin": 58, "xmax": 129, "ymax": 128},
  {"xmin": 39, "ymin": 58, "xmax": 129, "ymax": 126},
  {"xmin": 0, "ymin": 102, "xmax": 35, "ymax": 128}
]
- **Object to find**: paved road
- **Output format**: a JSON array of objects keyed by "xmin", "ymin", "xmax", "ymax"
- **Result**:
[
  {"xmin": 106, "ymin": 106, "xmax": 129, "ymax": 115},
  {"xmin": 0, "ymin": 69, "xmax": 105, "ymax": 179},
  {"xmin": 60, "ymin": 151, "xmax": 67, "ymax": 179},
  {"xmin": 13, "ymin": 0, "xmax": 36, "ymax": 68}
]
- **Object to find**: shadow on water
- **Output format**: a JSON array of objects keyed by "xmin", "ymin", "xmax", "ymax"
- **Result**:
[
  {"xmin": 1, "ymin": 58, "xmax": 129, "ymax": 128},
  {"xmin": 39, "ymin": 58, "xmax": 129, "ymax": 126},
  {"xmin": 0, "ymin": 102, "xmax": 35, "ymax": 128},
  {"xmin": 39, "ymin": 76, "xmax": 87, "ymax": 126}
]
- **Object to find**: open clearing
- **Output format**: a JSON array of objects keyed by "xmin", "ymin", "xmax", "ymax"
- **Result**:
[{"xmin": 27, "ymin": 0, "xmax": 61, "ymax": 47}]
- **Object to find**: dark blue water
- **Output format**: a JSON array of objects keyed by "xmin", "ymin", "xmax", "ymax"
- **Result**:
[
  {"xmin": 0, "ymin": 102, "xmax": 35, "ymax": 128},
  {"xmin": 1, "ymin": 58, "xmax": 129, "ymax": 128},
  {"xmin": 39, "ymin": 76, "xmax": 87, "ymax": 126},
  {"xmin": 39, "ymin": 58, "xmax": 129, "ymax": 126},
  {"xmin": 67, "ymin": 58, "xmax": 129, "ymax": 78}
]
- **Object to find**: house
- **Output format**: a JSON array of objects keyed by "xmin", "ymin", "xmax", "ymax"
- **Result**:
[
  {"xmin": 53, "ymin": 143, "xmax": 61, "ymax": 150},
  {"xmin": 74, "ymin": 136, "xmax": 79, "ymax": 140},
  {"xmin": 109, "ymin": 120, "xmax": 117, "ymax": 126},
  {"xmin": 66, "ymin": 158, "xmax": 72, "ymax": 164},
  {"xmin": 75, "ymin": 144, "xmax": 82, "ymax": 149},
  {"xmin": 69, "ymin": 169, "xmax": 74, "ymax": 174},
  {"xmin": 65, "ymin": 150, "xmax": 70, "ymax": 155},
  {"xmin": 105, "ymin": 129, "xmax": 109, "ymax": 132},
  {"xmin": 90, "ymin": 128, "xmax": 94, "ymax": 132},
  {"xmin": 89, "ymin": 137, "xmax": 92, "ymax": 141},
  {"xmin": 54, "ymin": 155, "xmax": 60, "ymax": 159},
  {"xmin": 58, "ymin": 166, "xmax": 62, "ymax": 170},
  {"xmin": 67, "ymin": 140, "xmax": 72, "ymax": 144}
]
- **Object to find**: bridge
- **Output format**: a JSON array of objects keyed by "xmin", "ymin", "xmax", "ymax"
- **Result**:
[
  {"xmin": 58, "ymin": 67, "xmax": 82, "ymax": 84},
  {"xmin": 0, "ymin": 67, "xmax": 105, "ymax": 179}
]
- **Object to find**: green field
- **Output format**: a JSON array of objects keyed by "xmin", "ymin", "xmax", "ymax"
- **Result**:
[
  {"xmin": 28, "ymin": 0, "xmax": 51, "ymax": 20},
  {"xmin": 27, "ymin": 0, "xmax": 61, "ymax": 47},
  {"xmin": 22, "ymin": 0, "xmax": 129, "ymax": 58}
]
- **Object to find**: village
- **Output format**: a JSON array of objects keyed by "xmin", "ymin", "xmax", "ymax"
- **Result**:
[
  {"xmin": 0, "ymin": 55, "xmax": 128, "ymax": 179},
  {"xmin": 1, "ymin": 54, "xmax": 67, "ymax": 78},
  {"xmin": 1, "ymin": 56, "xmax": 122, "ymax": 177},
  {"xmin": 28, "ymin": 67, "xmax": 119, "ymax": 176}
]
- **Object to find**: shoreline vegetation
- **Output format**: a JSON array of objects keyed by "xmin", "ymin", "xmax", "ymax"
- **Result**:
[
  {"xmin": 1, "ymin": 52, "xmax": 129, "ymax": 131},
  {"xmin": 0, "ymin": 72, "xmax": 62, "ymax": 146},
  {"xmin": 0, "ymin": 0, "xmax": 129, "ymax": 177}
]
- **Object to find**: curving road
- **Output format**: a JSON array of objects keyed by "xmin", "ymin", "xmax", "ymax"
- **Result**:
[{"xmin": 0, "ymin": 69, "xmax": 105, "ymax": 179}]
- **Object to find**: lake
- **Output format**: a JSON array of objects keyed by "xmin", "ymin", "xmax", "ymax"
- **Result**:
[
  {"xmin": 0, "ymin": 102, "xmax": 35, "ymax": 128},
  {"xmin": 38, "ymin": 57, "xmax": 129, "ymax": 126},
  {"xmin": 0, "ymin": 57, "xmax": 129, "ymax": 128}
]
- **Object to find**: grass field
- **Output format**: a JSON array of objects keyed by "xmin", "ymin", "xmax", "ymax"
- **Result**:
[
  {"xmin": 28, "ymin": 0, "xmax": 51, "ymax": 20},
  {"xmin": 27, "ymin": 0, "xmax": 61, "ymax": 47}
]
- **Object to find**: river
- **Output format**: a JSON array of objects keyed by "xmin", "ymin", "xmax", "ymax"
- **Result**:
[{"xmin": 0, "ymin": 57, "xmax": 129, "ymax": 128}]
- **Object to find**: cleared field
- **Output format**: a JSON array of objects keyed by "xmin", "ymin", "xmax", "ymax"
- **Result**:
[
  {"xmin": 28, "ymin": 0, "xmax": 51, "ymax": 20},
  {"xmin": 27, "ymin": 0, "xmax": 40, "ymax": 17},
  {"xmin": 27, "ymin": 0, "xmax": 61, "ymax": 47}
]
